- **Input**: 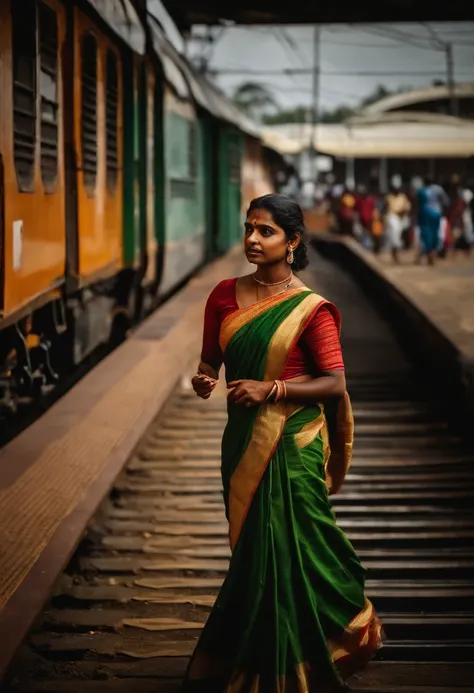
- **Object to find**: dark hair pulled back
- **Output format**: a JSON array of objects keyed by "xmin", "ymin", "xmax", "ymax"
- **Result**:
[{"xmin": 247, "ymin": 193, "xmax": 309, "ymax": 271}]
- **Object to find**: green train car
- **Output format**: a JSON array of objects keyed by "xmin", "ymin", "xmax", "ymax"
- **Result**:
[{"xmin": 0, "ymin": 0, "xmax": 276, "ymax": 419}]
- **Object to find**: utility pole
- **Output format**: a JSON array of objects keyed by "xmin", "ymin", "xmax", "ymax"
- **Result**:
[
  {"xmin": 310, "ymin": 25, "xmax": 320, "ymax": 182},
  {"xmin": 189, "ymin": 27, "xmax": 214, "ymax": 75},
  {"xmin": 445, "ymin": 43, "xmax": 458, "ymax": 117},
  {"xmin": 423, "ymin": 25, "xmax": 458, "ymax": 117}
]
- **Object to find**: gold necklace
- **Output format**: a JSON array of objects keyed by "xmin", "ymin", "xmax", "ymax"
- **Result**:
[{"xmin": 253, "ymin": 271, "xmax": 293, "ymax": 288}]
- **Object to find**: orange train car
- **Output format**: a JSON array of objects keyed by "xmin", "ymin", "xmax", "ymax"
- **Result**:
[
  {"xmin": 0, "ymin": 0, "xmax": 66, "ymax": 322},
  {"xmin": 0, "ymin": 0, "xmax": 285, "ymax": 425},
  {"xmin": 0, "ymin": 0, "xmax": 147, "ymax": 415}
]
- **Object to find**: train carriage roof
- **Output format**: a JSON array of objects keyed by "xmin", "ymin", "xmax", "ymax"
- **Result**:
[
  {"xmin": 149, "ymin": 16, "xmax": 191, "ymax": 98},
  {"xmin": 148, "ymin": 15, "xmax": 260, "ymax": 136},
  {"xmin": 86, "ymin": 0, "xmax": 146, "ymax": 53}
]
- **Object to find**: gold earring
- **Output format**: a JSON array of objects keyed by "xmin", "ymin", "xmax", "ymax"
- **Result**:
[{"xmin": 287, "ymin": 246, "xmax": 294, "ymax": 265}]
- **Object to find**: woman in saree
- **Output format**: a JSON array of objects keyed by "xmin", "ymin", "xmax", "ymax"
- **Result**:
[{"xmin": 184, "ymin": 194, "xmax": 383, "ymax": 693}]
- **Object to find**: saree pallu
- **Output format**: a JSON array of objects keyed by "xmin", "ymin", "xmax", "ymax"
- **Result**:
[{"xmin": 183, "ymin": 289, "xmax": 383, "ymax": 693}]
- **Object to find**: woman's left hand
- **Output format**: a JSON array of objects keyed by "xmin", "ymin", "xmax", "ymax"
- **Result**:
[{"xmin": 227, "ymin": 380, "xmax": 274, "ymax": 407}]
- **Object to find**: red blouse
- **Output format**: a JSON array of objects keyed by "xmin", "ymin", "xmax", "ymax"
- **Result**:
[{"xmin": 201, "ymin": 278, "xmax": 344, "ymax": 378}]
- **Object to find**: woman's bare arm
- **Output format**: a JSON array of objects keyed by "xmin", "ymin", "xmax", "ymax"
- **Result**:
[
  {"xmin": 285, "ymin": 370, "xmax": 346, "ymax": 403},
  {"xmin": 226, "ymin": 371, "xmax": 345, "ymax": 407}
]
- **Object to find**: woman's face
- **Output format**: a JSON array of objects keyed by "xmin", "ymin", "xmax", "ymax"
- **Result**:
[{"xmin": 244, "ymin": 208, "xmax": 299, "ymax": 266}]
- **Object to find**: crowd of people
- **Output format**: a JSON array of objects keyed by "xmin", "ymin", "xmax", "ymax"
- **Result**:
[{"xmin": 326, "ymin": 175, "xmax": 474, "ymax": 265}]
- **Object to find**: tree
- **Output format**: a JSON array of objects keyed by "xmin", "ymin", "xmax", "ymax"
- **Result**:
[
  {"xmin": 320, "ymin": 105, "xmax": 355, "ymax": 123},
  {"xmin": 263, "ymin": 104, "xmax": 355, "ymax": 125},
  {"xmin": 263, "ymin": 106, "xmax": 310, "ymax": 125},
  {"xmin": 359, "ymin": 84, "xmax": 394, "ymax": 108},
  {"xmin": 260, "ymin": 84, "xmax": 401, "ymax": 125},
  {"xmin": 232, "ymin": 82, "xmax": 279, "ymax": 122}
]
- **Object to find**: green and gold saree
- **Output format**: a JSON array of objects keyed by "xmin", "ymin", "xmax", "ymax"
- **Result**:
[{"xmin": 183, "ymin": 288, "xmax": 383, "ymax": 693}]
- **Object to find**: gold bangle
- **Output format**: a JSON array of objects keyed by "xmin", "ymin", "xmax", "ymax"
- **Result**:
[
  {"xmin": 274, "ymin": 380, "xmax": 282, "ymax": 403},
  {"xmin": 282, "ymin": 380, "xmax": 287, "ymax": 400},
  {"xmin": 266, "ymin": 381, "xmax": 277, "ymax": 401}
]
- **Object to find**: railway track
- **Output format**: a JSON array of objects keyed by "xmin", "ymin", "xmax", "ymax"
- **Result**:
[{"xmin": 3, "ymin": 250, "xmax": 474, "ymax": 693}]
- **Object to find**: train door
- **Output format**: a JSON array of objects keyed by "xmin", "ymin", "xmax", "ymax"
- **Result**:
[
  {"xmin": 216, "ymin": 126, "xmax": 244, "ymax": 253},
  {"xmin": 73, "ymin": 8, "xmax": 124, "ymax": 283},
  {"xmin": 159, "ymin": 86, "xmax": 206, "ymax": 296},
  {"xmin": 228, "ymin": 132, "xmax": 244, "ymax": 246},
  {"xmin": 137, "ymin": 60, "xmax": 147, "ymax": 281},
  {"xmin": 139, "ymin": 59, "xmax": 163, "ymax": 297},
  {"xmin": 121, "ymin": 51, "xmax": 140, "ymax": 272},
  {"xmin": 153, "ymin": 69, "xmax": 165, "ymax": 290},
  {"xmin": 199, "ymin": 112, "xmax": 217, "ymax": 261},
  {"xmin": 142, "ymin": 61, "xmax": 165, "ymax": 296}
]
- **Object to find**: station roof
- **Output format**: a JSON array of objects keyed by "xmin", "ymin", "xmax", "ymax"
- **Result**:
[
  {"xmin": 364, "ymin": 82, "xmax": 474, "ymax": 115},
  {"xmin": 161, "ymin": 0, "xmax": 471, "ymax": 30},
  {"xmin": 261, "ymin": 116, "xmax": 474, "ymax": 159}
]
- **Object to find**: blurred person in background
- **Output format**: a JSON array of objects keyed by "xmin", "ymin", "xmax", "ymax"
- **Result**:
[
  {"xmin": 438, "ymin": 213, "xmax": 452, "ymax": 259},
  {"xmin": 355, "ymin": 184, "xmax": 376, "ymax": 249},
  {"xmin": 371, "ymin": 206, "xmax": 384, "ymax": 255},
  {"xmin": 400, "ymin": 185, "xmax": 414, "ymax": 250},
  {"xmin": 416, "ymin": 176, "xmax": 449, "ymax": 266},
  {"xmin": 462, "ymin": 187, "xmax": 474, "ymax": 254},
  {"xmin": 337, "ymin": 185, "xmax": 357, "ymax": 236},
  {"xmin": 446, "ymin": 175, "xmax": 468, "ymax": 254},
  {"xmin": 384, "ymin": 183, "xmax": 412, "ymax": 263},
  {"xmin": 447, "ymin": 175, "xmax": 474, "ymax": 256}
]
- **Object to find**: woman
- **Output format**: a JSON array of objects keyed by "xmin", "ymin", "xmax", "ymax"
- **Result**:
[
  {"xmin": 184, "ymin": 194, "xmax": 383, "ymax": 693},
  {"xmin": 415, "ymin": 177, "xmax": 448, "ymax": 265},
  {"xmin": 384, "ymin": 185, "xmax": 411, "ymax": 263},
  {"xmin": 337, "ymin": 187, "xmax": 357, "ymax": 236}
]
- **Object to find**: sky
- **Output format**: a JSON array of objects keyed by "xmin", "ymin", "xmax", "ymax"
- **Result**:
[{"xmin": 185, "ymin": 23, "xmax": 474, "ymax": 114}]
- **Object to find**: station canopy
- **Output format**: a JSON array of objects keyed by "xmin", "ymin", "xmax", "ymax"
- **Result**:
[
  {"xmin": 261, "ymin": 115, "xmax": 474, "ymax": 159},
  {"xmin": 161, "ymin": 0, "xmax": 470, "ymax": 30}
]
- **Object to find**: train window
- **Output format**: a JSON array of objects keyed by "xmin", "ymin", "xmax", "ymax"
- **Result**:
[
  {"xmin": 12, "ymin": 0, "xmax": 37, "ymax": 191},
  {"xmin": 105, "ymin": 49, "xmax": 118, "ymax": 192},
  {"xmin": 39, "ymin": 2, "xmax": 59, "ymax": 192},
  {"xmin": 170, "ymin": 179, "xmax": 196, "ymax": 199},
  {"xmin": 81, "ymin": 33, "xmax": 98, "ymax": 191},
  {"xmin": 188, "ymin": 121, "xmax": 197, "ymax": 179}
]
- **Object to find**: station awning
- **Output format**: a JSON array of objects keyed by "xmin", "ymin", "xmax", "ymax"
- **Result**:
[
  {"xmin": 161, "ymin": 0, "xmax": 470, "ymax": 30},
  {"xmin": 261, "ymin": 118, "xmax": 474, "ymax": 159}
]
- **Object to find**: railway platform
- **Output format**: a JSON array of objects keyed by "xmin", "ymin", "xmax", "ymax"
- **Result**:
[
  {"xmin": 345, "ymin": 241, "xmax": 474, "ymax": 364},
  {"xmin": 311, "ymin": 233, "xmax": 474, "ymax": 436},
  {"xmin": 1, "ymin": 244, "xmax": 474, "ymax": 692}
]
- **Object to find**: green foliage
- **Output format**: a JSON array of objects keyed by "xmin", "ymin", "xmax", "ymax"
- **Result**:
[
  {"xmin": 242, "ymin": 83, "xmax": 403, "ymax": 125},
  {"xmin": 232, "ymin": 82, "xmax": 279, "ymax": 119}
]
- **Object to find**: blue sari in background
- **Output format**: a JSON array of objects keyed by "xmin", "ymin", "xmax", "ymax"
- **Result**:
[{"xmin": 416, "ymin": 184, "xmax": 446, "ymax": 254}]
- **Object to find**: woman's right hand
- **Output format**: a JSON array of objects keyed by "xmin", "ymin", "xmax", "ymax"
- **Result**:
[{"xmin": 192, "ymin": 373, "xmax": 218, "ymax": 400}]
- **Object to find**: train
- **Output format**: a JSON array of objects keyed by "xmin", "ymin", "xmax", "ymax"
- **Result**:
[{"xmin": 0, "ymin": 0, "xmax": 283, "ymax": 417}]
